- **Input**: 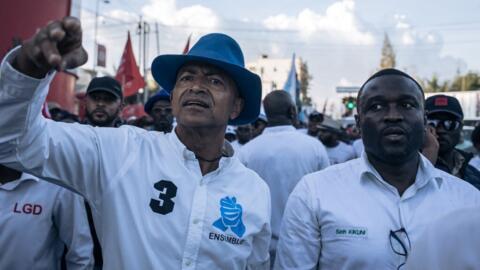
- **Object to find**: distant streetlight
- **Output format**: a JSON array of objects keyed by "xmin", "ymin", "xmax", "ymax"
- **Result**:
[{"xmin": 93, "ymin": 0, "xmax": 110, "ymax": 72}]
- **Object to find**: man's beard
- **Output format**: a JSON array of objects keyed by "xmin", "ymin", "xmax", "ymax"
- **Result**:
[
  {"xmin": 154, "ymin": 121, "xmax": 173, "ymax": 132},
  {"xmin": 86, "ymin": 109, "xmax": 119, "ymax": 127}
]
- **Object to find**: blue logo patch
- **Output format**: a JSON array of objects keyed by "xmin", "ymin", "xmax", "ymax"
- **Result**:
[{"xmin": 212, "ymin": 196, "xmax": 246, "ymax": 238}]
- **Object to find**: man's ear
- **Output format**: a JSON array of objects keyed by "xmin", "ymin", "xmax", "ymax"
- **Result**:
[
  {"xmin": 230, "ymin": 97, "xmax": 244, "ymax": 120},
  {"xmin": 354, "ymin": 114, "xmax": 361, "ymax": 136}
]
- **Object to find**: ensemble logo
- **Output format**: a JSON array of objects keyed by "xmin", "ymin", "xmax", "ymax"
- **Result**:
[{"xmin": 212, "ymin": 196, "xmax": 246, "ymax": 238}]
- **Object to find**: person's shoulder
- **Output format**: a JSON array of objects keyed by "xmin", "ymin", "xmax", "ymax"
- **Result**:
[
  {"xmin": 435, "ymin": 167, "xmax": 480, "ymax": 195},
  {"xmin": 227, "ymin": 157, "xmax": 270, "ymax": 192},
  {"xmin": 302, "ymin": 158, "xmax": 363, "ymax": 186}
]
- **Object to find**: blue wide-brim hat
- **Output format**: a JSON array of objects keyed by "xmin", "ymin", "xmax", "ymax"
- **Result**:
[
  {"xmin": 151, "ymin": 33, "xmax": 262, "ymax": 125},
  {"xmin": 144, "ymin": 89, "xmax": 170, "ymax": 114}
]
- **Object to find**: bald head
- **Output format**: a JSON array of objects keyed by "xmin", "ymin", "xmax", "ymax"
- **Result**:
[{"xmin": 263, "ymin": 90, "xmax": 296, "ymax": 126}]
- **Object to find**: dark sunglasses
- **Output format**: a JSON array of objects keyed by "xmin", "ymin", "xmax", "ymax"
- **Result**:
[{"xmin": 427, "ymin": 119, "xmax": 461, "ymax": 131}]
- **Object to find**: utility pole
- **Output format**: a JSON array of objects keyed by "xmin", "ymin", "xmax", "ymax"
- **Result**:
[
  {"xmin": 93, "ymin": 0, "xmax": 110, "ymax": 73},
  {"xmin": 155, "ymin": 22, "xmax": 160, "ymax": 55},
  {"xmin": 142, "ymin": 21, "xmax": 150, "ymax": 104}
]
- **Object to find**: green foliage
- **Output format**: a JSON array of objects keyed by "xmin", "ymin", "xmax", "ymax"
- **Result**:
[
  {"xmin": 299, "ymin": 60, "xmax": 313, "ymax": 106},
  {"xmin": 422, "ymin": 72, "xmax": 480, "ymax": 92}
]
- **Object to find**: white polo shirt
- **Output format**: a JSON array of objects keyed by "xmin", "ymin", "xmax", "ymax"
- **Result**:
[
  {"xmin": 404, "ymin": 206, "xmax": 480, "ymax": 270},
  {"xmin": 238, "ymin": 125, "xmax": 330, "ymax": 253},
  {"xmin": 325, "ymin": 141, "xmax": 356, "ymax": 165},
  {"xmin": 0, "ymin": 173, "xmax": 93, "ymax": 270},
  {"xmin": 274, "ymin": 153, "xmax": 480, "ymax": 270},
  {"xmin": 0, "ymin": 48, "xmax": 271, "ymax": 270}
]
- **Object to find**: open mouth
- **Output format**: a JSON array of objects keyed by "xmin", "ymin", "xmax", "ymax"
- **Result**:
[{"xmin": 182, "ymin": 99, "xmax": 210, "ymax": 109}]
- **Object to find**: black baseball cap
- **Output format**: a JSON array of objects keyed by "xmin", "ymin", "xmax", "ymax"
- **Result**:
[
  {"xmin": 86, "ymin": 77, "xmax": 123, "ymax": 100},
  {"xmin": 425, "ymin": 94, "xmax": 463, "ymax": 120}
]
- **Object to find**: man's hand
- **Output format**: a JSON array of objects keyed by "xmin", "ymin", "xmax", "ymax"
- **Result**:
[
  {"xmin": 422, "ymin": 125, "xmax": 440, "ymax": 164},
  {"xmin": 12, "ymin": 17, "xmax": 87, "ymax": 78}
]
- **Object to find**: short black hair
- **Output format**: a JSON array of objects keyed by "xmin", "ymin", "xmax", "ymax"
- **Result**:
[
  {"xmin": 356, "ymin": 68, "xmax": 424, "ymax": 112},
  {"xmin": 472, "ymin": 125, "xmax": 480, "ymax": 146}
]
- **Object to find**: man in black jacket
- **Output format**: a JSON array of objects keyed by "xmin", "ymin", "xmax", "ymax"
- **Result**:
[{"xmin": 425, "ymin": 95, "xmax": 480, "ymax": 189}]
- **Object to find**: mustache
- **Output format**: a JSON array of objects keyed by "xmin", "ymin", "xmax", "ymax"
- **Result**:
[
  {"xmin": 92, "ymin": 108, "xmax": 107, "ymax": 114},
  {"xmin": 179, "ymin": 89, "xmax": 213, "ymax": 108}
]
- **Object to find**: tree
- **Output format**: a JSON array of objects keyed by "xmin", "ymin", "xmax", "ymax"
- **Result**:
[
  {"xmin": 380, "ymin": 33, "xmax": 396, "ymax": 69},
  {"xmin": 422, "ymin": 74, "xmax": 449, "ymax": 93},
  {"xmin": 450, "ymin": 72, "xmax": 480, "ymax": 91},
  {"xmin": 299, "ymin": 60, "xmax": 313, "ymax": 106}
]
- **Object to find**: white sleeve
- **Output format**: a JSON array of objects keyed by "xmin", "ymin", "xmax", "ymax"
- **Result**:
[
  {"xmin": 274, "ymin": 178, "xmax": 320, "ymax": 270},
  {"xmin": 0, "ymin": 47, "xmax": 143, "ymax": 205},
  {"xmin": 53, "ymin": 187, "xmax": 94, "ymax": 270},
  {"xmin": 317, "ymin": 143, "xmax": 330, "ymax": 170},
  {"xmin": 247, "ymin": 187, "xmax": 272, "ymax": 270}
]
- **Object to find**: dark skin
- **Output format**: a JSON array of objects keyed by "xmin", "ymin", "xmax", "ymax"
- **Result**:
[
  {"xmin": 355, "ymin": 75, "xmax": 427, "ymax": 196},
  {"xmin": 85, "ymin": 91, "xmax": 122, "ymax": 127},
  {"xmin": 428, "ymin": 112, "xmax": 462, "ymax": 169},
  {"xmin": 318, "ymin": 128, "xmax": 340, "ymax": 148},
  {"xmin": 252, "ymin": 119, "xmax": 267, "ymax": 138},
  {"xmin": 263, "ymin": 90, "xmax": 297, "ymax": 127},
  {"xmin": 0, "ymin": 165, "xmax": 22, "ymax": 185},
  {"xmin": 172, "ymin": 63, "xmax": 243, "ymax": 174},
  {"xmin": 236, "ymin": 125, "xmax": 253, "ymax": 144},
  {"xmin": 11, "ymin": 17, "xmax": 244, "ymax": 176},
  {"xmin": 150, "ymin": 100, "xmax": 173, "ymax": 132}
]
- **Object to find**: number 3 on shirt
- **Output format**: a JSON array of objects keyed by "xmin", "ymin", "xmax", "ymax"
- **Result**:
[{"xmin": 150, "ymin": 180, "xmax": 177, "ymax": 215}]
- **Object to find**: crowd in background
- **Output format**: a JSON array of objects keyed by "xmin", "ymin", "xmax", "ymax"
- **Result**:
[{"xmin": 2, "ymin": 17, "xmax": 480, "ymax": 270}]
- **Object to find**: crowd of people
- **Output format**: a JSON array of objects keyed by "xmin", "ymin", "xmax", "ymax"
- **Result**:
[{"xmin": 1, "ymin": 16, "xmax": 480, "ymax": 270}]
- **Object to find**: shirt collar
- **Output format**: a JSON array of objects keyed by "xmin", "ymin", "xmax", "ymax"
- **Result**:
[
  {"xmin": 0, "ymin": 172, "xmax": 39, "ymax": 191},
  {"xmin": 167, "ymin": 129, "xmax": 232, "ymax": 173},
  {"xmin": 359, "ymin": 151, "xmax": 443, "ymax": 192},
  {"xmin": 263, "ymin": 125, "xmax": 296, "ymax": 134}
]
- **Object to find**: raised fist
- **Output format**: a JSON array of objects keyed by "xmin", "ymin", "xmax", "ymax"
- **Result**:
[
  {"xmin": 12, "ymin": 16, "xmax": 88, "ymax": 78},
  {"xmin": 213, "ymin": 196, "xmax": 246, "ymax": 238}
]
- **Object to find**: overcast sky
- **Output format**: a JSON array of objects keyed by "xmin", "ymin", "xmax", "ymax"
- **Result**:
[{"xmin": 79, "ymin": 0, "xmax": 480, "ymax": 108}]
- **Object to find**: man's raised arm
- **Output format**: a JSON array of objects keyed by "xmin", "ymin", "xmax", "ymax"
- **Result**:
[{"xmin": 0, "ymin": 17, "xmax": 134, "ymax": 204}]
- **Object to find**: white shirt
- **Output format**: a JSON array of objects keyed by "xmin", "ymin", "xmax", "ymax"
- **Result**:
[
  {"xmin": 325, "ymin": 141, "xmax": 356, "ymax": 165},
  {"xmin": 238, "ymin": 125, "xmax": 330, "ymax": 252},
  {"xmin": 0, "ymin": 48, "xmax": 271, "ymax": 270},
  {"xmin": 231, "ymin": 140, "xmax": 246, "ymax": 153},
  {"xmin": 468, "ymin": 155, "xmax": 480, "ymax": 171},
  {"xmin": 274, "ymin": 153, "xmax": 480, "ymax": 270},
  {"xmin": 353, "ymin": 139, "xmax": 364, "ymax": 158},
  {"xmin": 404, "ymin": 206, "xmax": 480, "ymax": 270},
  {"xmin": 0, "ymin": 173, "xmax": 93, "ymax": 270}
]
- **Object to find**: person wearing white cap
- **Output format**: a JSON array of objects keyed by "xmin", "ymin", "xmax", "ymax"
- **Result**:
[
  {"xmin": 318, "ymin": 116, "xmax": 356, "ymax": 164},
  {"xmin": 0, "ymin": 17, "xmax": 271, "ymax": 270},
  {"xmin": 252, "ymin": 113, "xmax": 268, "ymax": 138}
]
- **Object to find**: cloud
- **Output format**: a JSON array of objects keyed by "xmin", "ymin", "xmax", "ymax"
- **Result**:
[
  {"xmin": 105, "ymin": 9, "xmax": 139, "ymax": 23},
  {"xmin": 141, "ymin": 0, "xmax": 219, "ymax": 30},
  {"xmin": 262, "ymin": 0, "xmax": 374, "ymax": 45}
]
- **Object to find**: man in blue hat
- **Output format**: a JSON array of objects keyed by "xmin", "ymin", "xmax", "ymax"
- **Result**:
[
  {"xmin": 144, "ymin": 89, "xmax": 174, "ymax": 133},
  {"xmin": 0, "ymin": 17, "xmax": 271, "ymax": 269}
]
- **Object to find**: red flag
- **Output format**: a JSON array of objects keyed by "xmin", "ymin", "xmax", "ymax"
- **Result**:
[
  {"xmin": 115, "ymin": 32, "xmax": 145, "ymax": 97},
  {"xmin": 182, "ymin": 34, "xmax": 192, "ymax": 54}
]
